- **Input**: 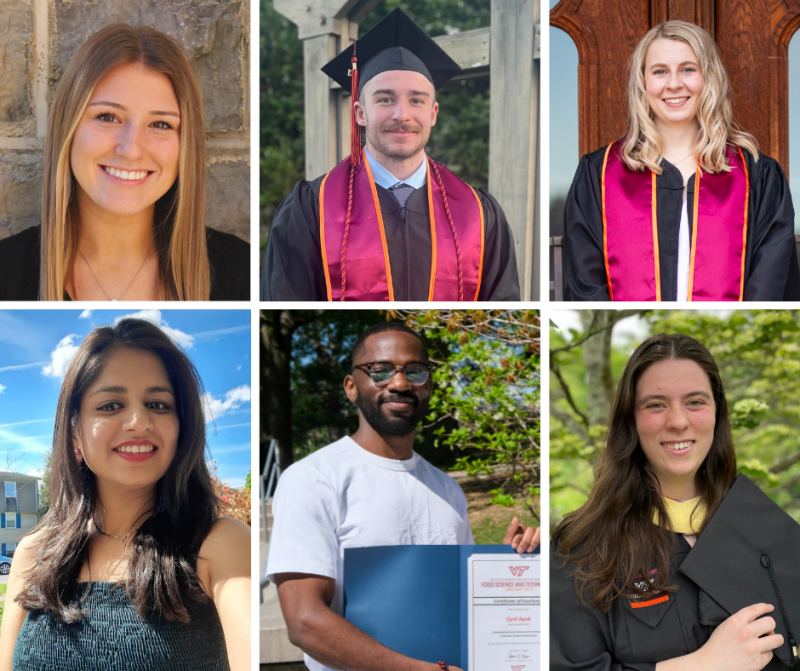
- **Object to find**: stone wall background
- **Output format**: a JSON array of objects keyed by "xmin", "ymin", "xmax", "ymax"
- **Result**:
[{"xmin": 0, "ymin": 0, "xmax": 250, "ymax": 243}]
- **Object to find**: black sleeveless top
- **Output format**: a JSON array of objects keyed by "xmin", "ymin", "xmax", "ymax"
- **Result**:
[{"xmin": 13, "ymin": 582, "xmax": 230, "ymax": 671}]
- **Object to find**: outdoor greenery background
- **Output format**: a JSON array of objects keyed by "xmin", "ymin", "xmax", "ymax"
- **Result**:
[
  {"xmin": 550, "ymin": 310, "xmax": 800, "ymax": 530},
  {"xmin": 261, "ymin": 310, "xmax": 541, "ymax": 540},
  {"xmin": 261, "ymin": 0, "xmax": 492, "ymax": 259}
]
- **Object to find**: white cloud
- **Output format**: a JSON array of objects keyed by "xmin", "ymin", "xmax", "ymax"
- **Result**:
[
  {"xmin": 114, "ymin": 309, "xmax": 194, "ymax": 350},
  {"xmin": 203, "ymin": 385, "xmax": 251, "ymax": 423},
  {"xmin": 0, "ymin": 383, "xmax": 5, "ymax": 393},
  {"xmin": 42, "ymin": 334, "xmax": 81, "ymax": 378},
  {"xmin": 79, "ymin": 309, "xmax": 93, "ymax": 319}
]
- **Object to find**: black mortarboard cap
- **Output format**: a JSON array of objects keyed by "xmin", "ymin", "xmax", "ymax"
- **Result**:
[
  {"xmin": 679, "ymin": 475, "xmax": 800, "ymax": 669},
  {"xmin": 321, "ymin": 8, "xmax": 462, "ymax": 92}
]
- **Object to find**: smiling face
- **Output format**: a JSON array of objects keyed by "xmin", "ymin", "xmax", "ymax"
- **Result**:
[
  {"xmin": 346, "ymin": 331, "xmax": 431, "ymax": 436},
  {"xmin": 355, "ymin": 69, "xmax": 438, "ymax": 163},
  {"xmin": 634, "ymin": 358, "xmax": 716, "ymax": 499},
  {"xmin": 69, "ymin": 63, "xmax": 181, "ymax": 221},
  {"xmin": 75, "ymin": 347, "xmax": 179, "ymax": 492},
  {"xmin": 644, "ymin": 38, "xmax": 704, "ymax": 132}
]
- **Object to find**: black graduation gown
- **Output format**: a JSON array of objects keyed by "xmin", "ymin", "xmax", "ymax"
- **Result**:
[
  {"xmin": 0, "ymin": 226, "xmax": 250, "ymax": 301},
  {"xmin": 563, "ymin": 146, "xmax": 800, "ymax": 301},
  {"xmin": 260, "ymin": 175, "xmax": 520, "ymax": 301},
  {"xmin": 551, "ymin": 536, "xmax": 785, "ymax": 671}
]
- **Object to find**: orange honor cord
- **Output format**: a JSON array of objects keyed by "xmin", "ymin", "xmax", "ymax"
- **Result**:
[
  {"xmin": 601, "ymin": 143, "xmax": 614, "ymax": 300},
  {"xmin": 363, "ymin": 152, "xmax": 395, "ymax": 301},
  {"xmin": 426, "ymin": 159, "xmax": 437, "ymax": 301},
  {"xmin": 651, "ymin": 172, "xmax": 661, "ymax": 301},
  {"xmin": 470, "ymin": 187, "xmax": 485, "ymax": 300},
  {"xmin": 319, "ymin": 172, "xmax": 333, "ymax": 301},
  {"xmin": 738, "ymin": 147, "xmax": 749, "ymax": 301},
  {"xmin": 687, "ymin": 167, "xmax": 701, "ymax": 301},
  {"xmin": 631, "ymin": 595, "xmax": 669, "ymax": 609}
]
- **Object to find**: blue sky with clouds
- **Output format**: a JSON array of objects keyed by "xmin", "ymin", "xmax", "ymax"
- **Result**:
[{"xmin": 0, "ymin": 309, "xmax": 251, "ymax": 487}]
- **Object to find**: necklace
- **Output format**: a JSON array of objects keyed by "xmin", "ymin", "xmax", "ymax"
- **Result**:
[
  {"xmin": 78, "ymin": 246, "xmax": 153, "ymax": 301},
  {"xmin": 666, "ymin": 149, "xmax": 695, "ymax": 166},
  {"xmin": 96, "ymin": 523, "xmax": 136, "ymax": 542}
]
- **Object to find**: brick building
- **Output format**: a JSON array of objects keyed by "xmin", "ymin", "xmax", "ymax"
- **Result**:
[{"xmin": 0, "ymin": 472, "xmax": 40, "ymax": 559}]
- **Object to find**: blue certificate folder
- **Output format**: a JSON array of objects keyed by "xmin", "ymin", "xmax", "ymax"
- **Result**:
[{"xmin": 343, "ymin": 545, "xmax": 539, "ymax": 668}]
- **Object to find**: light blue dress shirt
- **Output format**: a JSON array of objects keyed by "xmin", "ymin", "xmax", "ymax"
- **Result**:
[{"xmin": 364, "ymin": 147, "xmax": 428, "ymax": 191}]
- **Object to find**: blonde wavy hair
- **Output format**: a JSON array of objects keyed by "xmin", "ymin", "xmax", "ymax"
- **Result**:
[
  {"xmin": 41, "ymin": 24, "xmax": 210, "ymax": 301},
  {"xmin": 622, "ymin": 21, "xmax": 759, "ymax": 174}
]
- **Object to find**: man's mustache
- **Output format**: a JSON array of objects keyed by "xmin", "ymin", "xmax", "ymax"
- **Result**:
[
  {"xmin": 379, "ymin": 123, "xmax": 422, "ymax": 133},
  {"xmin": 379, "ymin": 392, "xmax": 419, "ymax": 406}
]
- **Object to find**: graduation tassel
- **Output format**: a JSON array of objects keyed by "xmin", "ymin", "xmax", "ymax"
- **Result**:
[
  {"xmin": 349, "ymin": 41, "xmax": 361, "ymax": 167},
  {"xmin": 761, "ymin": 553, "xmax": 799, "ymax": 670}
]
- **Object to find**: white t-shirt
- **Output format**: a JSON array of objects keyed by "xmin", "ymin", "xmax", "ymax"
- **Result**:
[{"xmin": 266, "ymin": 436, "xmax": 474, "ymax": 671}]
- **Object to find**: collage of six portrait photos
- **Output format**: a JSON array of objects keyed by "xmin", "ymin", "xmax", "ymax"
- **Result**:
[{"xmin": 0, "ymin": 1, "xmax": 798, "ymax": 671}]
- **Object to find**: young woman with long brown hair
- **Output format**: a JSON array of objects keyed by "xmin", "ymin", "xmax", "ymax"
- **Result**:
[
  {"xmin": 0, "ymin": 319, "xmax": 250, "ymax": 670},
  {"xmin": 551, "ymin": 333, "xmax": 784, "ymax": 670},
  {"xmin": 563, "ymin": 21, "xmax": 800, "ymax": 301},
  {"xmin": 0, "ymin": 24, "xmax": 249, "ymax": 301}
]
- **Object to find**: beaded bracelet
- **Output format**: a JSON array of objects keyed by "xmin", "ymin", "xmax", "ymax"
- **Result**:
[{"xmin": 438, "ymin": 663, "xmax": 448, "ymax": 670}]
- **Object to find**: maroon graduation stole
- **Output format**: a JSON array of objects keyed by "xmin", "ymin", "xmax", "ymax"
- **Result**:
[
  {"xmin": 601, "ymin": 142, "xmax": 749, "ymax": 301},
  {"xmin": 319, "ymin": 149, "xmax": 485, "ymax": 301}
]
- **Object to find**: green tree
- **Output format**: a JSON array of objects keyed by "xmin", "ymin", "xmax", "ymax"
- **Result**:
[{"xmin": 395, "ymin": 309, "xmax": 541, "ymax": 517}]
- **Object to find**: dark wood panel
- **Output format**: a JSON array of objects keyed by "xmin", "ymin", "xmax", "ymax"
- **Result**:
[{"xmin": 551, "ymin": 0, "xmax": 650, "ymax": 155}]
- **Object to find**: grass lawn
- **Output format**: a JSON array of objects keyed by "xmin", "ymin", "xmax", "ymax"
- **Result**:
[
  {"xmin": 464, "ymin": 490, "xmax": 540, "ymax": 546},
  {"xmin": 0, "ymin": 582, "xmax": 6, "ymax": 622}
]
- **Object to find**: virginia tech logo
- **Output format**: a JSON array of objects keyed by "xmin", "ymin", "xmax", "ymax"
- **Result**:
[
  {"xmin": 511, "ymin": 665, "xmax": 526, "ymax": 671},
  {"xmin": 509, "ymin": 566, "xmax": 530, "ymax": 577}
]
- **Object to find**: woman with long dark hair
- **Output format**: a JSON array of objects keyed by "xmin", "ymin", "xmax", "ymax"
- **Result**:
[
  {"xmin": 0, "ymin": 319, "xmax": 250, "ymax": 670},
  {"xmin": 551, "ymin": 333, "xmax": 784, "ymax": 670}
]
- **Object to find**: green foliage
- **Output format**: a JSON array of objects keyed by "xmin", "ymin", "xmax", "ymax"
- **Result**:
[
  {"xmin": 396, "ymin": 310, "xmax": 541, "ymax": 515},
  {"xmin": 245, "ymin": 470, "xmax": 252, "ymax": 492},
  {"xmin": 550, "ymin": 310, "xmax": 800, "ymax": 527},
  {"xmin": 289, "ymin": 311, "xmax": 386, "ymax": 459},
  {"xmin": 260, "ymin": 0, "xmax": 304, "ymax": 248}
]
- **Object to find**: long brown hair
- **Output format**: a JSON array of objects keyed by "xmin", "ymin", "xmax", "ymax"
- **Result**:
[
  {"xmin": 17, "ymin": 319, "xmax": 219, "ymax": 622},
  {"xmin": 554, "ymin": 333, "xmax": 737, "ymax": 613},
  {"xmin": 41, "ymin": 24, "xmax": 210, "ymax": 301}
]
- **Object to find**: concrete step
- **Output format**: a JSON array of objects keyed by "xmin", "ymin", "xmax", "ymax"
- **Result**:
[{"xmin": 260, "ymin": 582, "xmax": 304, "ymax": 664}]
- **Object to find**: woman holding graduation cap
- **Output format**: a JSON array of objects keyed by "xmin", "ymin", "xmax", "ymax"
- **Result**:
[
  {"xmin": 563, "ymin": 21, "xmax": 800, "ymax": 301},
  {"xmin": 551, "ymin": 333, "xmax": 800, "ymax": 671},
  {"xmin": 261, "ymin": 9, "xmax": 519, "ymax": 302}
]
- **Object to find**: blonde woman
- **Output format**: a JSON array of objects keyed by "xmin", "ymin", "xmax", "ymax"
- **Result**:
[
  {"xmin": 0, "ymin": 24, "xmax": 249, "ymax": 301},
  {"xmin": 563, "ymin": 21, "xmax": 800, "ymax": 302}
]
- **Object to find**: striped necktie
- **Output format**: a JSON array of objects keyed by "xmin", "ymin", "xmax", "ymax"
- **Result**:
[{"xmin": 389, "ymin": 183, "xmax": 415, "ymax": 220}]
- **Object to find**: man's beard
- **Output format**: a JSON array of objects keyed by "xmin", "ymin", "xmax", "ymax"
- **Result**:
[
  {"xmin": 355, "ymin": 390, "xmax": 429, "ymax": 436},
  {"xmin": 365, "ymin": 119, "xmax": 430, "ymax": 160}
]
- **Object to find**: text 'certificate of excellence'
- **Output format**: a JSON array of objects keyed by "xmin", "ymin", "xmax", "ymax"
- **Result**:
[{"xmin": 468, "ymin": 554, "xmax": 540, "ymax": 671}]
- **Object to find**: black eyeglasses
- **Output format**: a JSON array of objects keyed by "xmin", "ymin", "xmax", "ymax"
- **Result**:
[{"xmin": 352, "ymin": 362, "xmax": 432, "ymax": 386}]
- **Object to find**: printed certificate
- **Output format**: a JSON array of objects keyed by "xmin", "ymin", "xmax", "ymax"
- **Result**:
[{"xmin": 468, "ymin": 553, "xmax": 540, "ymax": 671}]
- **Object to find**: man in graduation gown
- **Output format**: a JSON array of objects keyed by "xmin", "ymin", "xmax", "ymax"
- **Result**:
[
  {"xmin": 261, "ymin": 9, "xmax": 520, "ymax": 301},
  {"xmin": 563, "ymin": 144, "xmax": 800, "ymax": 301}
]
